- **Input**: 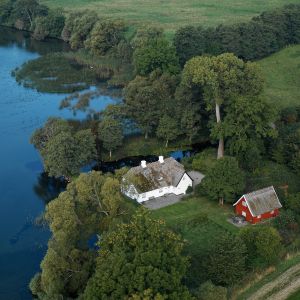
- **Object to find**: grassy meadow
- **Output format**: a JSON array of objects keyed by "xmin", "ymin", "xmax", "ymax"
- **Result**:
[
  {"xmin": 258, "ymin": 45, "xmax": 300, "ymax": 109},
  {"xmin": 41, "ymin": 0, "xmax": 299, "ymax": 34}
]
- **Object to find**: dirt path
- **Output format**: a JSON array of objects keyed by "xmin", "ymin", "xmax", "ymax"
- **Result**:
[{"xmin": 247, "ymin": 263, "xmax": 300, "ymax": 300}]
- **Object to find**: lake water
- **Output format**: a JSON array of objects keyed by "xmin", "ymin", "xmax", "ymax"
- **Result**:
[{"xmin": 0, "ymin": 27, "xmax": 119, "ymax": 299}]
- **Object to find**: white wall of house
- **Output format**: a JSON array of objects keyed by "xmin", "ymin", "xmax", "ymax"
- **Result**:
[
  {"xmin": 174, "ymin": 173, "xmax": 192, "ymax": 195},
  {"xmin": 123, "ymin": 173, "xmax": 193, "ymax": 203}
]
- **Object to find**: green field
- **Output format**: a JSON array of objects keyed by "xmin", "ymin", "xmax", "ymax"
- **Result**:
[
  {"xmin": 258, "ymin": 45, "xmax": 300, "ymax": 109},
  {"xmin": 41, "ymin": 0, "xmax": 299, "ymax": 34}
]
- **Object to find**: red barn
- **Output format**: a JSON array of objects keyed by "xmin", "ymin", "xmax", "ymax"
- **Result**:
[{"xmin": 233, "ymin": 186, "xmax": 282, "ymax": 224}]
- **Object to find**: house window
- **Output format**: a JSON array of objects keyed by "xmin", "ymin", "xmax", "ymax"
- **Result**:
[
  {"xmin": 242, "ymin": 211, "xmax": 247, "ymax": 217},
  {"xmin": 257, "ymin": 215, "xmax": 261, "ymax": 218},
  {"xmin": 242, "ymin": 201, "xmax": 247, "ymax": 207}
]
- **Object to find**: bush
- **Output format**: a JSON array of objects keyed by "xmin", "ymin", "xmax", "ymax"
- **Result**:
[
  {"xmin": 195, "ymin": 281, "xmax": 227, "ymax": 300},
  {"xmin": 186, "ymin": 185, "xmax": 193, "ymax": 194},
  {"xmin": 191, "ymin": 148, "xmax": 217, "ymax": 173},
  {"xmin": 239, "ymin": 226, "xmax": 284, "ymax": 268},
  {"xmin": 33, "ymin": 9, "xmax": 65, "ymax": 40},
  {"xmin": 84, "ymin": 20, "xmax": 125, "ymax": 55}
]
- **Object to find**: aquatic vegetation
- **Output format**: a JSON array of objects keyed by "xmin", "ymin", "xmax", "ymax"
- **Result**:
[{"xmin": 13, "ymin": 53, "xmax": 99, "ymax": 93}]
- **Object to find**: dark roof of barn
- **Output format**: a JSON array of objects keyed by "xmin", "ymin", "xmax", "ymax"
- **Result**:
[
  {"xmin": 243, "ymin": 186, "xmax": 282, "ymax": 217},
  {"xmin": 123, "ymin": 157, "xmax": 186, "ymax": 193}
]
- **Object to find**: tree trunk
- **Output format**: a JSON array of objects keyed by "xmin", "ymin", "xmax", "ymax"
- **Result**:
[
  {"xmin": 216, "ymin": 103, "xmax": 224, "ymax": 159},
  {"xmin": 219, "ymin": 197, "xmax": 224, "ymax": 206},
  {"xmin": 165, "ymin": 139, "xmax": 169, "ymax": 148},
  {"xmin": 145, "ymin": 131, "xmax": 148, "ymax": 139},
  {"xmin": 109, "ymin": 150, "xmax": 112, "ymax": 160}
]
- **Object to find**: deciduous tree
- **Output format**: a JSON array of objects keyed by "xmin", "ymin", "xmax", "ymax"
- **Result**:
[
  {"xmin": 98, "ymin": 117, "xmax": 123, "ymax": 159},
  {"xmin": 133, "ymin": 35, "xmax": 180, "ymax": 75},
  {"xmin": 204, "ymin": 233, "xmax": 246, "ymax": 286},
  {"xmin": 85, "ymin": 20, "xmax": 125, "ymax": 55},
  {"xmin": 201, "ymin": 156, "xmax": 245, "ymax": 205},
  {"xmin": 156, "ymin": 115, "xmax": 179, "ymax": 147},
  {"xmin": 30, "ymin": 171, "xmax": 129, "ymax": 299},
  {"xmin": 182, "ymin": 53, "xmax": 263, "ymax": 158},
  {"xmin": 83, "ymin": 209, "xmax": 192, "ymax": 299}
]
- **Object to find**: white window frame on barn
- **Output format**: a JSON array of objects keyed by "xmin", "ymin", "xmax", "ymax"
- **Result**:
[
  {"xmin": 242, "ymin": 211, "xmax": 247, "ymax": 217},
  {"xmin": 242, "ymin": 201, "xmax": 247, "ymax": 207}
]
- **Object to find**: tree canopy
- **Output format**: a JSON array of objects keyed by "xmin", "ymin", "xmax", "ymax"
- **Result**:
[
  {"xmin": 98, "ymin": 117, "xmax": 124, "ymax": 159},
  {"xmin": 201, "ymin": 156, "xmax": 246, "ymax": 205},
  {"xmin": 182, "ymin": 53, "xmax": 263, "ymax": 158},
  {"xmin": 30, "ymin": 171, "xmax": 129, "ymax": 299},
  {"xmin": 83, "ymin": 209, "xmax": 193, "ymax": 299},
  {"xmin": 31, "ymin": 118, "xmax": 96, "ymax": 178},
  {"xmin": 133, "ymin": 34, "xmax": 180, "ymax": 76}
]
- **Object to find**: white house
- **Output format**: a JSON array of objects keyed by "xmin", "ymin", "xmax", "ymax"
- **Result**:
[{"xmin": 121, "ymin": 156, "xmax": 193, "ymax": 203}]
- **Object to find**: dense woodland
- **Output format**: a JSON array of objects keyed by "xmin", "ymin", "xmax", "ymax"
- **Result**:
[{"xmin": 1, "ymin": 1, "xmax": 300, "ymax": 299}]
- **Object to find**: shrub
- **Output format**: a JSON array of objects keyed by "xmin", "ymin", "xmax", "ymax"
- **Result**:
[
  {"xmin": 195, "ymin": 281, "xmax": 227, "ymax": 300},
  {"xmin": 191, "ymin": 148, "xmax": 217, "ymax": 173},
  {"xmin": 186, "ymin": 185, "xmax": 193, "ymax": 194}
]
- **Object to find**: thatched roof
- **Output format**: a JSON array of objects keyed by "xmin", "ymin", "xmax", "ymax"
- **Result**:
[
  {"xmin": 235, "ymin": 186, "xmax": 282, "ymax": 217},
  {"xmin": 124, "ymin": 157, "xmax": 186, "ymax": 193}
]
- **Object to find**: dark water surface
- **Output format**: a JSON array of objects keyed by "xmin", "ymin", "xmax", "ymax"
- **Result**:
[{"xmin": 0, "ymin": 27, "xmax": 118, "ymax": 299}]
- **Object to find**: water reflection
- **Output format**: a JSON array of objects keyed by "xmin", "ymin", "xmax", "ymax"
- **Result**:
[
  {"xmin": 0, "ymin": 26, "xmax": 70, "ymax": 54},
  {"xmin": 33, "ymin": 172, "xmax": 67, "ymax": 205}
]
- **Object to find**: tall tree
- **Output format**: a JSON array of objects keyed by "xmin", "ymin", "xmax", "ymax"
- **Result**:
[
  {"xmin": 61, "ymin": 10, "xmax": 97, "ymax": 48},
  {"xmin": 83, "ymin": 209, "xmax": 192, "ymax": 299},
  {"xmin": 221, "ymin": 94, "xmax": 277, "ymax": 157},
  {"xmin": 124, "ymin": 71, "xmax": 177, "ymax": 139},
  {"xmin": 98, "ymin": 117, "xmax": 123, "ymax": 159},
  {"xmin": 201, "ymin": 156, "xmax": 245, "ymax": 205},
  {"xmin": 156, "ymin": 115, "xmax": 179, "ymax": 147},
  {"xmin": 12, "ymin": 0, "xmax": 48, "ymax": 29},
  {"xmin": 30, "ymin": 171, "xmax": 129, "ymax": 299},
  {"xmin": 34, "ymin": 126, "xmax": 96, "ymax": 178},
  {"xmin": 180, "ymin": 106, "xmax": 202, "ymax": 143},
  {"xmin": 182, "ymin": 53, "xmax": 263, "ymax": 158},
  {"xmin": 30, "ymin": 117, "xmax": 71, "ymax": 152},
  {"xmin": 133, "ymin": 33, "xmax": 180, "ymax": 75},
  {"xmin": 85, "ymin": 20, "xmax": 124, "ymax": 55}
]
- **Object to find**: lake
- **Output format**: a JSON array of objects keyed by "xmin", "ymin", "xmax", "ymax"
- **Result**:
[{"xmin": 0, "ymin": 27, "xmax": 119, "ymax": 299}]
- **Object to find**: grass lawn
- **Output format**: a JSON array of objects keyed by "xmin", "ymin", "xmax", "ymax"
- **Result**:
[
  {"xmin": 40, "ymin": 0, "xmax": 299, "ymax": 35},
  {"xmin": 258, "ymin": 45, "xmax": 300, "ymax": 109},
  {"xmin": 153, "ymin": 196, "xmax": 238, "ymax": 234},
  {"xmin": 152, "ymin": 196, "xmax": 238, "ymax": 285}
]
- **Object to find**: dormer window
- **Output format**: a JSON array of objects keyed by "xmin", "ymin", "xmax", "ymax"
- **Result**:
[{"xmin": 242, "ymin": 201, "xmax": 247, "ymax": 207}]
